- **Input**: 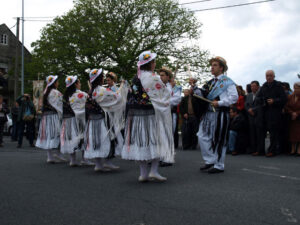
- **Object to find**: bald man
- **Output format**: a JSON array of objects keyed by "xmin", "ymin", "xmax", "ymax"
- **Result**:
[{"xmin": 255, "ymin": 70, "xmax": 287, "ymax": 157}]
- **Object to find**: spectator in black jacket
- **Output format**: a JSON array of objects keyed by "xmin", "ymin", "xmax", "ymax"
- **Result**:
[
  {"xmin": 11, "ymin": 102, "xmax": 19, "ymax": 141},
  {"xmin": 228, "ymin": 106, "xmax": 248, "ymax": 155},
  {"xmin": 255, "ymin": 70, "xmax": 287, "ymax": 157},
  {"xmin": 0, "ymin": 95, "xmax": 10, "ymax": 147},
  {"xmin": 16, "ymin": 94, "xmax": 36, "ymax": 148}
]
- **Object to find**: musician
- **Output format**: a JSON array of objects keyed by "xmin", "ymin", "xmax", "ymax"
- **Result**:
[{"xmin": 193, "ymin": 57, "xmax": 238, "ymax": 173}]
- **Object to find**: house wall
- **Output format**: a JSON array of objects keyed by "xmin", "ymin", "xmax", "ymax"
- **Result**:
[{"xmin": 0, "ymin": 24, "xmax": 32, "ymax": 106}]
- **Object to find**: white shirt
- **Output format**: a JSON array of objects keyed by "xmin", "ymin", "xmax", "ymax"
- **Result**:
[
  {"xmin": 166, "ymin": 83, "xmax": 182, "ymax": 107},
  {"xmin": 216, "ymin": 74, "xmax": 238, "ymax": 107},
  {"xmin": 194, "ymin": 74, "xmax": 238, "ymax": 107}
]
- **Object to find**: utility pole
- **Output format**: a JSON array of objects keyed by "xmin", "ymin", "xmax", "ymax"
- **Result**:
[
  {"xmin": 21, "ymin": 0, "xmax": 25, "ymax": 95},
  {"xmin": 13, "ymin": 17, "xmax": 20, "ymax": 100}
]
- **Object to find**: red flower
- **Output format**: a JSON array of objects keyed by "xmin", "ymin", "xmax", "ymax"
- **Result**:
[
  {"xmin": 93, "ymin": 92, "xmax": 97, "ymax": 97},
  {"xmin": 106, "ymin": 88, "xmax": 111, "ymax": 91},
  {"xmin": 78, "ymin": 93, "xmax": 84, "ymax": 99},
  {"xmin": 155, "ymin": 83, "xmax": 162, "ymax": 90}
]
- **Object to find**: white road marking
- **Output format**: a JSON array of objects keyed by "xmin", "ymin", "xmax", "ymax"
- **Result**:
[
  {"xmin": 281, "ymin": 208, "xmax": 298, "ymax": 223},
  {"xmin": 258, "ymin": 165, "xmax": 280, "ymax": 170},
  {"xmin": 242, "ymin": 168, "xmax": 300, "ymax": 181}
]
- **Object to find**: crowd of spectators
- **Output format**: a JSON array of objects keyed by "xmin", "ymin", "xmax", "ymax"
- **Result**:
[{"xmin": 180, "ymin": 70, "xmax": 300, "ymax": 157}]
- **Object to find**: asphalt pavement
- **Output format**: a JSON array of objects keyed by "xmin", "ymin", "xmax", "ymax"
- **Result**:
[{"xmin": 0, "ymin": 137, "xmax": 299, "ymax": 225}]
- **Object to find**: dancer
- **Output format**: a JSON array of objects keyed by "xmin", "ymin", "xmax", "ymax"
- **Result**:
[
  {"xmin": 36, "ymin": 75, "xmax": 66, "ymax": 163},
  {"xmin": 84, "ymin": 69, "xmax": 127, "ymax": 172},
  {"xmin": 158, "ymin": 67, "xmax": 182, "ymax": 146},
  {"xmin": 122, "ymin": 51, "xmax": 175, "ymax": 182},
  {"xmin": 194, "ymin": 56, "xmax": 238, "ymax": 173},
  {"xmin": 106, "ymin": 72, "xmax": 118, "ymax": 92},
  {"xmin": 104, "ymin": 71, "xmax": 125, "ymax": 169},
  {"xmin": 158, "ymin": 67, "xmax": 181, "ymax": 166},
  {"xmin": 60, "ymin": 76, "xmax": 88, "ymax": 166}
]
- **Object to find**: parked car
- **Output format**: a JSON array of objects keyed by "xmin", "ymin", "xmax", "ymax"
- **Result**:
[{"xmin": 3, "ymin": 114, "xmax": 12, "ymax": 135}]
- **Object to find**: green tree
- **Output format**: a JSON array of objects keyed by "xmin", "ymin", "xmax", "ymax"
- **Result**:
[{"xmin": 30, "ymin": 0, "xmax": 210, "ymax": 87}]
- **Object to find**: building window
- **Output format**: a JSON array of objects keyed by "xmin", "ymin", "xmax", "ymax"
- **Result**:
[{"xmin": 0, "ymin": 34, "xmax": 8, "ymax": 45}]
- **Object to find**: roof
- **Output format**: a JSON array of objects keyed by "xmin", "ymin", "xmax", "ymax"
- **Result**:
[{"xmin": 0, "ymin": 23, "xmax": 31, "ymax": 55}]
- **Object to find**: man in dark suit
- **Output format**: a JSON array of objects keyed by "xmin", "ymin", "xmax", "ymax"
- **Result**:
[
  {"xmin": 244, "ymin": 81, "xmax": 265, "ymax": 155},
  {"xmin": 180, "ymin": 88, "xmax": 199, "ymax": 150},
  {"xmin": 256, "ymin": 70, "xmax": 287, "ymax": 157}
]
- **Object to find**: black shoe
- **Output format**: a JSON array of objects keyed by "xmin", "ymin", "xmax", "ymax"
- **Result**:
[
  {"xmin": 159, "ymin": 162, "xmax": 173, "ymax": 167},
  {"xmin": 208, "ymin": 168, "xmax": 224, "ymax": 174},
  {"xmin": 0, "ymin": 144, "xmax": 3, "ymax": 147},
  {"xmin": 200, "ymin": 164, "xmax": 214, "ymax": 171},
  {"xmin": 30, "ymin": 144, "xmax": 35, "ymax": 148}
]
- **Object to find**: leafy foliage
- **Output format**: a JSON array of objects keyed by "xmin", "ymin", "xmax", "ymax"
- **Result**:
[{"xmin": 30, "ymin": 0, "xmax": 210, "ymax": 89}]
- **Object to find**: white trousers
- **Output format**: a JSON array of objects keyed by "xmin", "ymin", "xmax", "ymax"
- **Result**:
[
  {"xmin": 172, "ymin": 113, "xmax": 177, "ymax": 134},
  {"xmin": 197, "ymin": 111, "xmax": 228, "ymax": 170}
]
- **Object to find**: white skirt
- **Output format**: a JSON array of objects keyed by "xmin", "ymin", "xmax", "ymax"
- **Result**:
[
  {"xmin": 84, "ymin": 115, "xmax": 111, "ymax": 159},
  {"xmin": 36, "ymin": 112, "xmax": 61, "ymax": 150},
  {"xmin": 60, "ymin": 116, "xmax": 82, "ymax": 154},
  {"xmin": 121, "ymin": 109, "xmax": 160, "ymax": 161}
]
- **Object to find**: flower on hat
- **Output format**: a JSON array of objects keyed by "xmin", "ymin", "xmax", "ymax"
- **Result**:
[
  {"xmin": 93, "ymin": 91, "xmax": 97, "ymax": 97},
  {"xmin": 48, "ymin": 77, "xmax": 53, "ymax": 82},
  {"xmin": 92, "ymin": 69, "xmax": 97, "ymax": 74},
  {"xmin": 142, "ymin": 93, "xmax": 147, "ymax": 98},
  {"xmin": 67, "ymin": 77, "xmax": 72, "ymax": 82},
  {"xmin": 144, "ymin": 54, "xmax": 151, "ymax": 60}
]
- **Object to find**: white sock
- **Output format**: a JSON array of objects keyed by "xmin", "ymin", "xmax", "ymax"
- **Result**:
[
  {"xmin": 47, "ymin": 150, "xmax": 54, "ymax": 161},
  {"xmin": 139, "ymin": 161, "xmax": 148, "ymax": 178},
  {"xmin": 70, "ymin": 153, "xmax": 76, "ymax": 164},
  {"xmin": 105, "ymin": 159, "xmax": 115, "ymax": 166},
  {"xmin": 81, "ymin": 152, "xmax": 86, "ymax": 162},
  {"xmin": 95, "ymin": 158, "xmax": 104, "ymax": 169},
  {"xmin": 150, "ymin": 159, "xmax": 159, "ymax": 175}
]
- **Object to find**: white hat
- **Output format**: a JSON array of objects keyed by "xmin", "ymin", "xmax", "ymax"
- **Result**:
[
  {"xmin": 88, "ymin": 68, "xmax": 103, "ymax": 83},
  {"xmin": 137, "ymin": 51, "xmax": 157, "ymax": 67},
  {"xmin": 44, "ymin": 75, "xmax": 58, "ymax": 94},
  {"xmin": 137, "ymin": 51, "xmax": 157, "ymax": 78},
  {"xmin": 46, "ymin": 75, "xmax": 58, "ymax": 87},
  {"xmin": 65, "ymin": 75, "xmax": 78, "ymax": 88}
]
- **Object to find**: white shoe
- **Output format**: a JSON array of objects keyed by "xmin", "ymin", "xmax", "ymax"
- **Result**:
[
  {"xmin": 69, "ymin": 162, "xmax": 79, "ymax": 167},
  {"xmin": 148, "ymin": 173, "xmax": 167, "ymax": 182},
  {"xmin": 80, "ymin": 160, "xmax": 95, "ymax": 166},
  {"xmin": 138, "ymin": 176, "xmax": 148, "ymax": 182},
  {"xmin": 103, "ymin": 163, "xmax": 120, "ymax": 170},
  {"xmin": 94, "ymin": 167, "xmax": 111, "ymax": 172},
  {"xmin": 47, "ymin": 159, "xmax": 57, "ymax": 164}
]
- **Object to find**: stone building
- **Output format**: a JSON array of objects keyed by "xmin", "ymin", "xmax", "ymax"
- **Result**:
[{"xmin": 0, "ymin": 23, "xmax": 31, "ymax": 105}]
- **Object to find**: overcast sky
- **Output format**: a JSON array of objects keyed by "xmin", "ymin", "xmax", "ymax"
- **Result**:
[{"xmin": 2, "ymin": 0, "xmax": 300, "ymax": 89}]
